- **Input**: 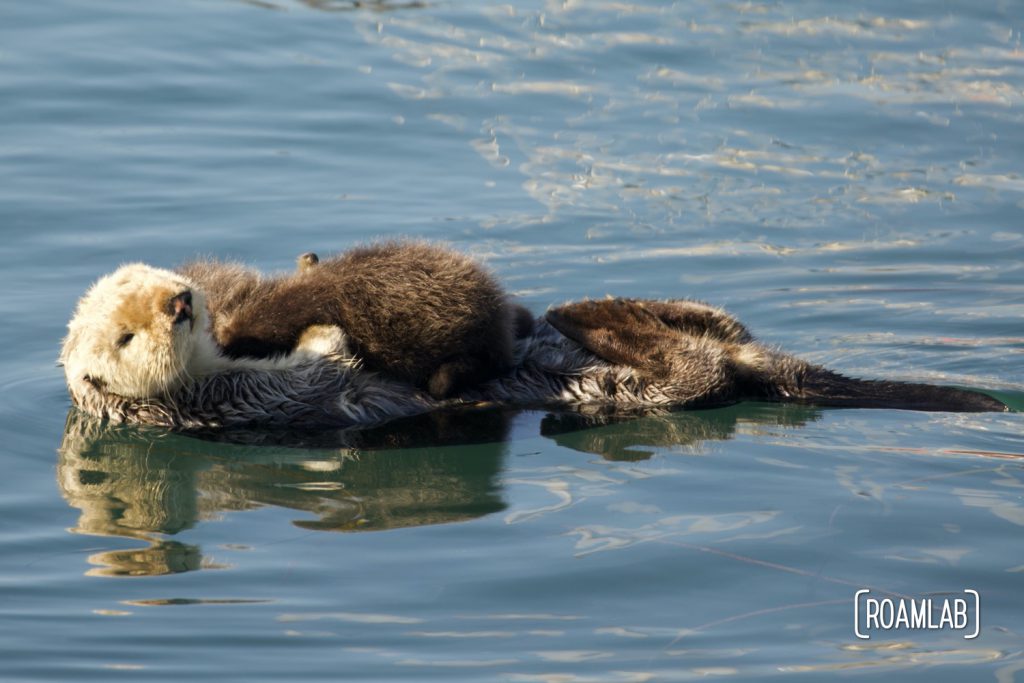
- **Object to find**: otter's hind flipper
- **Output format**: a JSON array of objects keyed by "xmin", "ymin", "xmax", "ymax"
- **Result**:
[
  {"xmin": 641, "ymin": 300, "xmax": 753, "ymax": 344},
  {"xmin": 796, "ymin": 366, "xmax": 1009, "ymax": 412},
  {"xmin": 756, "ymin": 353, "xmax": 1009, "ymax": 412},
  {"xmin": 546, "ymin": 299, "xmax": 681, "ymax": 376}
]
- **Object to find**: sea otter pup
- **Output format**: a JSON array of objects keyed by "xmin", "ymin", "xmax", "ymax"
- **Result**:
[
  {"xmin": 59, "ymin": 266, "xmax": 1008, "ymax": 431},
  {"xmin": 178, "ymin": 242, "xmax": 532, "ymax": 399}
]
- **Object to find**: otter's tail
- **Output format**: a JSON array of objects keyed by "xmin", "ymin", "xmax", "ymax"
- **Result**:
[{"xmin": 759, "ymin": 354, "xmax": 1008, "ymax": 412}]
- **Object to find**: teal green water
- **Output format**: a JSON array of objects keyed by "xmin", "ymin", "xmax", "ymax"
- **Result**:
[{"xmin": 3, "ymin": 1, "xmax": 1024, "ymax": 680}]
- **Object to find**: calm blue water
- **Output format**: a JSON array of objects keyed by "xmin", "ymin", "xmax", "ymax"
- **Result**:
[{"xmin": 3, "ymin": 0, "xmax": 1024, "ymax": 680}]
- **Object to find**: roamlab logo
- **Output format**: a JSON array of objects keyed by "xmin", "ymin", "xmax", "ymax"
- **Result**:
[{"xmin": 854, "ymin": 590, "xmax": 980, "ymax": 640}]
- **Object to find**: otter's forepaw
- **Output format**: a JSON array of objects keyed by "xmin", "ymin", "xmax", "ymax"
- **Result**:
[{"xmin": 427, "ymin": 362, "xmax": 460, "ymax": 400}]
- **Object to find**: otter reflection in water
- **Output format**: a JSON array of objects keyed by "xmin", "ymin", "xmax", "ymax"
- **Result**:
[{"xmin": 57, "ymin": 403, "xmax": 824, "ymax": 577}]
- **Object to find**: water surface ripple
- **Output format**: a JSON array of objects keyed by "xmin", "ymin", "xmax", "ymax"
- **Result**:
[{"xmin": 2, "ymin": 1, "xmax": 1023, "ymax": 681}]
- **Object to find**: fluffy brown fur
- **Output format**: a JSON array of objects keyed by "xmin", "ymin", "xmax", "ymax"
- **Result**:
[{"xmin": 178, "ymin": 242, "xmax": 532, "ymax": 399}]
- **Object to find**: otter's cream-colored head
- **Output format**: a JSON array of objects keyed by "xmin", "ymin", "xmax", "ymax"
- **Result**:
[{"xmin": 60, "ymin": 264, "xmax": 211, "ymax": 401}]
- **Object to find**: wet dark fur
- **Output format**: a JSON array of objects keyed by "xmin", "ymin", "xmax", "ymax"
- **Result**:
[
  {"xmin": 545, "ymin": 298, "xmax": 1007, "ymax": 413},
  {"xmin": 179, "ymin": 242, "xmax": 533, "ymax": 398}
]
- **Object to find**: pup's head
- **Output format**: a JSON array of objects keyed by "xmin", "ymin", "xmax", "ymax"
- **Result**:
[{"xmin": 60, "ymin": 264, "xmax": 208, "ymax": 403}]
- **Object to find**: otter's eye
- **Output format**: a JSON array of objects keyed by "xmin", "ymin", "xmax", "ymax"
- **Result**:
[{"xmin": 116, "ymin": 332, "xmax": 135, "ymax": 349}]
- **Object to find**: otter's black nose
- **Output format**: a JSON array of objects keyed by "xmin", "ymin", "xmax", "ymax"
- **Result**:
[{"xmin": 168, "ymin": 291, "xmax": 193, "ymax": 325}]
